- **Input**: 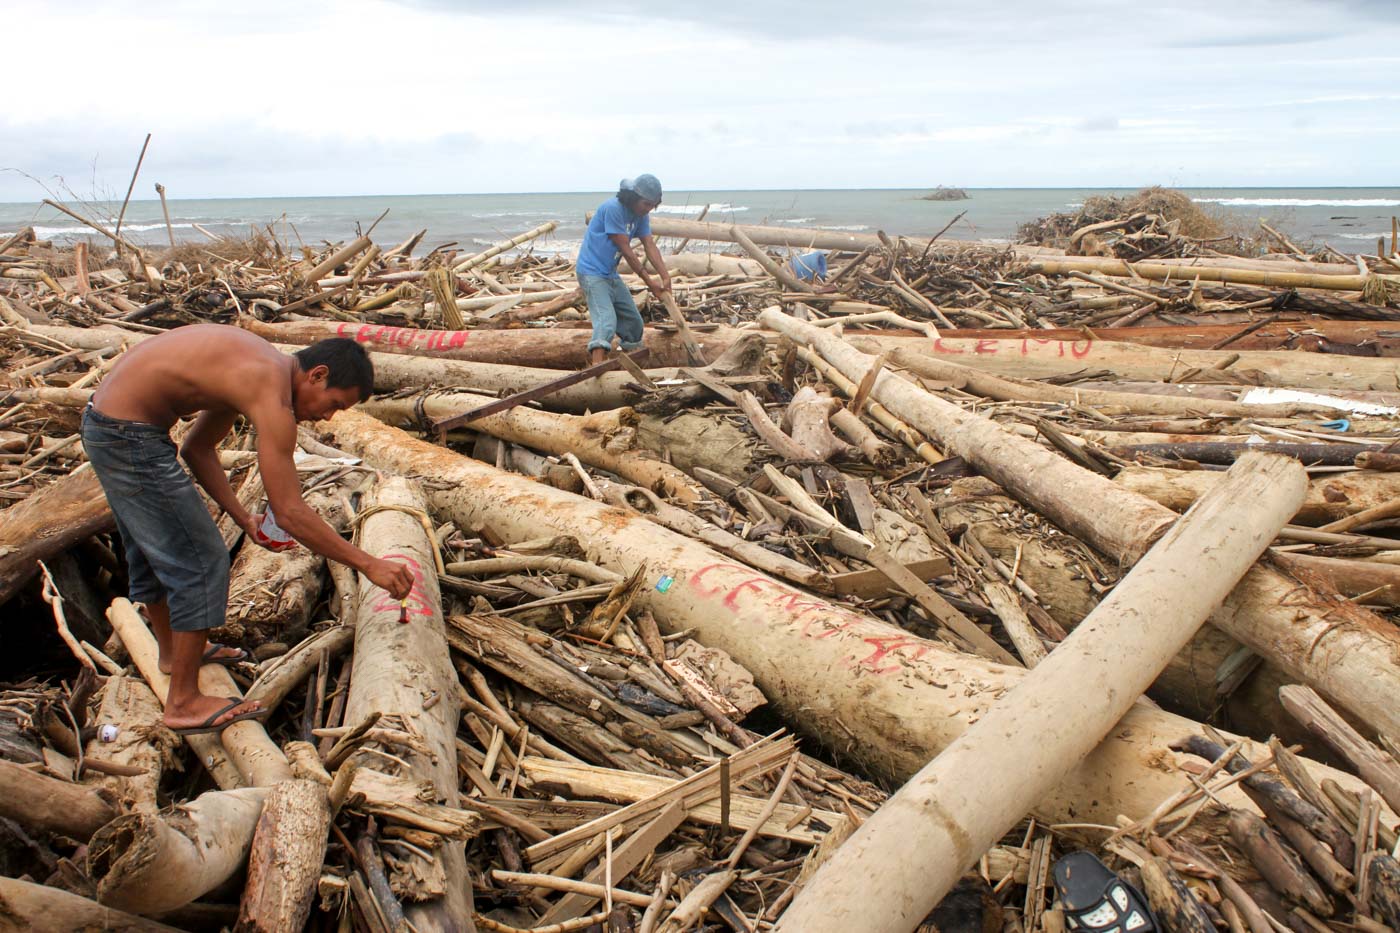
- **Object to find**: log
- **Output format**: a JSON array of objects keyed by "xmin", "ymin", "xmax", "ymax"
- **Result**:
[
  {"xmin": 217, "ymin": 488, "xmax": 337, "ymax": 647},
  {"xmin": 1227, "ymin": 809, "xmax": 1334, "ymax": 916},
  {"xmin": 343, "ymin": 476, "xmax": 472, "ymax": 933},
  {"xmin": 358, "ymin": 390, "xmax": 700, "ymax": 504},
  {"xmin": 1028, "ymin": 256, "xmax": 1391, "ymax": 292},
  {"xmin": 896, "ymin": 354, "xmax": 1342, "ymax": 418},
  {"xmin": 1270, "ymin": 553, "xmax": 1400, "ymax": 607},
  {"xmin": 1115, "ymin": 466, "xmax": 1400, "ymax": 526},
  {"xmin": 236, "ymin": 778, "xmax": 331, "ymax": 932},
  {"xmin": 881, "ymin": 333, "xmax": 1400, "ymax": 393},
  {"xmin": 1140, "ymin": 857, "xmax": 1217, "ymax": 933},
  {"xmin": 83, "ymin": 674, "xmax": 168, "ymax": 812},
  {"xmin": 108, "ymin": 598, "xmax": 291, "ymax": 788},
  {"xmin": 318, "ymin": 411, "xmax": 1383, "ymax": 827},
  {"xmin": 0, "ymin": 876, "xmax": 184, "ymax": 932},
  {"xmin": 89, "ymin": 785, "xmax": 271, "ymax": 915},
  {"xmin": 760, "ymin": 307, "xmax": 1400, "ymax": 742},
  {"xmin": 245, "ymin": 624, "xmax": 355, "ymax": 712},
  {"xmin": 774, "ymin": 452, "xmax": 1305, "ymax": 933},
  {"xmin": 0, "ymin": 756, "xmax": 119, "ymax": 839},
  {"xmin": 238, "ymin": 316, "xmax": 737, "ymax": 369},
  {"xmin": 1279, "ymin": 685, "xmax": 1400, "ymax": 816},
  {"xmin": 0, "ymin": 466, "xmax": 113, "ymax": 606}
]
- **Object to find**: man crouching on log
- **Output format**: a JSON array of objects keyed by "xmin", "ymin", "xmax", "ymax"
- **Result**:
[{"xmin": 80, "ymin": 324, "xmax": 414, "ymax": 735}]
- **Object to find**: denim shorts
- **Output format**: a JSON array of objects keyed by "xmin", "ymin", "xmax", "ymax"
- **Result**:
[
  {"xmin": 80, "ymin": 405, "xmax": 230, "ymax": 632},
  {"xmin": 578, "ymin": 273, "xmax": 645, "ymax": 352}
]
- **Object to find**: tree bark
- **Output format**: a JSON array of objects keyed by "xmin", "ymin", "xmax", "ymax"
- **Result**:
[
  {"xmin": 107, "ymin": 598, "xmax": 291, "ymax": 788},
  {"xmin": 358, "ymin": 390, "xmax": 700, "ymax": 504},
  {"xmin": 237, "ymin": 315, "xmax": 740, "ymax": 369},
  {"xmin": 0, "ymin": 757, "xmax": 118, "ymax": 840},
  {"xmin": 318, "ymin": 411, "xmax": 1382, "ymax": 828},
  {"xmin": 1116, "ymin": 465, "xmax": 1400, "ymax": 526},
  {"xmin": 342, "ymin": 476, "xmax": 473, "ymax": 933},
  {"xmin": 82, "ymin": 673, "xmax": 168, "ymax": 812},
  {"xmin": 775, "ymin": 453, "xmax": 1306, "ymax": 933},
  {"xmin": 89, "ymin": 786, "xmax": 271, "ymax": 915},
  {"xmin": 235, "ymin": 778, "xmax": 330, "ymax": 933},
  {"xmin": 760, "ymin": 307, "xmax": 1400, "ymax": 742},
  {"xmin": 0, "ymin": 466, "xmax": 112, "ymax": 606},
  {"xmin": 0, "ymin": 876, "xmax": 184, "ymax": 932}
]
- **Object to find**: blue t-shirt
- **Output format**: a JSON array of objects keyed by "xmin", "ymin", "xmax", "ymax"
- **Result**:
[{"xmin": 577, "ymin": 197, "xmax": 652, "ymax": 278}]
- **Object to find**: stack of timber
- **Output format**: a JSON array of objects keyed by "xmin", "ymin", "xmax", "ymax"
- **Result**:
[{"xmin": 0, "ymin": 193, "xmax": 1397, "ymax": 931}]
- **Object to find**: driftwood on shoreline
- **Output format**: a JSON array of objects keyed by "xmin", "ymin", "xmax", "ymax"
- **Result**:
[{"xmin": 0, "ymin": 195, "xmax": 1398, "ymax": 931}]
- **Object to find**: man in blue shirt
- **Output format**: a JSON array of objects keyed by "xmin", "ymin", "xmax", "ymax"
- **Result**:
[{"xmin": 577, "ymin": 174, "xmax": 672, "ymax": 365}]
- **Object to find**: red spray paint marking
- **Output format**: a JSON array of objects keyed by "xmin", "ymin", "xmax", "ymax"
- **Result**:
[
  {"xmin": 929, "ymin": 337, "xmax": 1094, "ymax": 360},
  {"xmin": 368, "ymin": 552, "xmax": 435, "ymax": 621},
  {"xmin": 687, "ymin": 562, "xmax": 932, "ymax": 675},
  {"xmin": 335, "ymin": 323, "xmax": 470, "ymax": 354}
]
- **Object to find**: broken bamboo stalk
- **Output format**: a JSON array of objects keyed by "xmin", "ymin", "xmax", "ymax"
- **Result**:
[
  {"xmin": 775, "ymin": 452, "xmax": 1306, "ymax": 932},
  {"xmin": 759, "ymin": 306, "xmax": 1400, "ymax": 742}
]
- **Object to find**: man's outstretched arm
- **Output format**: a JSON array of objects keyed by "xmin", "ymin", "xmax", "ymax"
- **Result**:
[{"xmin": 252, "ymin": 403, "xmax": 414, "ymax": 598}]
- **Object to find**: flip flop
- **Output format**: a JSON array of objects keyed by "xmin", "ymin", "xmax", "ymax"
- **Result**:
[
  {"xmin": 1053, "ymin": 851, "xmax": 1156, "ymax": 933},
  {"xmin": 169, "ymin": 697, "xmax": 268, "ymax": 737},
  {"xmin": 202, "ymin": 643, "xmax": 250, "ymax": 667}
]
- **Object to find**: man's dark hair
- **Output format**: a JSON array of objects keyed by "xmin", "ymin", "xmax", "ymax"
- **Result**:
[
  {"xmin": 294, "ymin": 338, "xmax": 374, "ymax": 399},
  {"xmin": 617, "ymin": 188, "xmax": 643, "ymax": 211}
]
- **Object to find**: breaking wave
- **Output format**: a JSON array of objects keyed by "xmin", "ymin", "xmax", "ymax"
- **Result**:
[{"xmin": 1193, "ymin": 197, "xmax": 1400, "ymax": 207}]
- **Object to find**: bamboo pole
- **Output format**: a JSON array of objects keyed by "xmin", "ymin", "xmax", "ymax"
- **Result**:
[
  {"xmin": 759, "ymin": 307, "xmax": 1400, "ymax": 741},
  {"xmin": 317, "ymin": 411, "xmax": 1381, "ymax": 826},
  {"xmin": 303, "ymin": 235, "xmax": 373, "ymax": 286},
  {"xmin": 452, "ymin": 221, "xmax": 559, "ymax": 273},
  {"xmin": 154, "ymin": 183, "xmax": 176, "ymax": 249},
  {"xmin": 776, "ymin": 453, "xmax": 1306, "ymax": 932}
]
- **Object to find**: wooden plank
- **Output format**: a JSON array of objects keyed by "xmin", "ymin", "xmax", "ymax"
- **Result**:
[
  {"xmin": 535, "ymin": 801, "xmax": 686, "ymax": 924},
  {"xmin": 827, "ymin": 557, "xmax": 952, "ymax": 599}
]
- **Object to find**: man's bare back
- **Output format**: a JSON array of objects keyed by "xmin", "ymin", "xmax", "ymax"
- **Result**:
[{"xmin": 93, "ymin": 324, "xmax": 297, "ymax": 428}]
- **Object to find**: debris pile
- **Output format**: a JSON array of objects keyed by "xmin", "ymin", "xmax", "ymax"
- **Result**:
[{"xmin": 0, "ymin": 196, "xmax": 1398, "ymax": 932}]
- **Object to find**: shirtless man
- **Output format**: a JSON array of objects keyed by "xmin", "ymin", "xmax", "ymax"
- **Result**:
[{"xmin": 81, "ymin": 324, "xmax": 413, "ymax": 734}]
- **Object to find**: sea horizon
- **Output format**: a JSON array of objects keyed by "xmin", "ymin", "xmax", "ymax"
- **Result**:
[{"xmin": 4, "ymin": 186, "xmax": 1397, "ymax": 255}]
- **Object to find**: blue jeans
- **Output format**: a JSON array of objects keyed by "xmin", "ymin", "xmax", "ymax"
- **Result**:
[
  {"xmin": 80, "ymin": 405, "xmax": 230, "ymax": 632},
  {"xmin": 578, "ymin": 273, "xmax": 644, "ymax": 352}
]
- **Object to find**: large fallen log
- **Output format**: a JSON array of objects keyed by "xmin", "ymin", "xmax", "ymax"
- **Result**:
[
  {"xmin": 237, "ymin": 315, "xmax": 737, "ymax": 369},
  {"xmin": 343, "ymin": 476, "xmax": 473, "ymax": 933},
  {"xmin": 1028, "ymin": 257, "xmax": 1394, "ymax": 292},
  {"xmin": 927, "ymin": 319, "xmax": 1400, "ymax": 355},
  {"xmin": 776, "ymin": 452, "xmax": 1306, "ymax": 933},
  {"xmin": 877, "ymin": 333, "xmax": 1400, "ymax": 392},
  {"xmin": 318, "ymin": 411, "xmax": 1380, "ymax": 826},
  {"xmin": 894, "ymin": 354, "xmax": 1341, "ymax": 418},
  {"xmin": 358, "ymin": 390, "xmax": 700, "ymax": 504},
  {"xmin": 0, "ymin": 756, "xmax": 119, "ymax": 839},
  {"xmin": 0, "ymin": 876, "xmax": 184, "ymax": 932},
  {"xmin": 1116, "ymin": 465, "xmax": 1400, "ymax": 526},
  {"xmin": 0, "ymin": 466, "xmax": 112, "ymax": 606},
  {"xmin": 89, "ymin": 785, "xmax": 271, "ymax": 915},
  {"xmin": 760, "ymin": 307, "xmax": 1400, "ymax": 740}
]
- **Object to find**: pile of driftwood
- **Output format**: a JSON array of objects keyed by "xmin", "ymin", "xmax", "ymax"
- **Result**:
[{"xmin": 1, "ymin": 198, "xmax": 1399, "ymax": 932}]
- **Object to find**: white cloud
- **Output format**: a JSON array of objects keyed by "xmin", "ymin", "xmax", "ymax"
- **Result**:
[{"xmin": 1, "ymin": 0, "xmax": 1397, "ymax": 199}]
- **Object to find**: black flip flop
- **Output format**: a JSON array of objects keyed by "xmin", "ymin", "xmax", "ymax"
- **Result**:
[
  {"xmin": 170, "ymin": 698, "xmax": 268, "ymax": 736},
  {"xmin": 202, "ymin": 643, "xmax": 250, "ymax": 667},
  {"xmin": 1053, "ymin": 851, "xmax": 1156, "ymax": 933}
]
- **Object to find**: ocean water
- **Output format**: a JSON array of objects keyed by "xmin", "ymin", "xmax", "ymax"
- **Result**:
[{"xmin": 1, "ymin": 188, "xmax": 1396, "ymax": 256}]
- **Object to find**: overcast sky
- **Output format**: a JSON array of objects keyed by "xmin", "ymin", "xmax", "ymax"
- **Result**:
[{"xmin": 2, "ymin": 0, "xmax": 1397, "ymax": 201}]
